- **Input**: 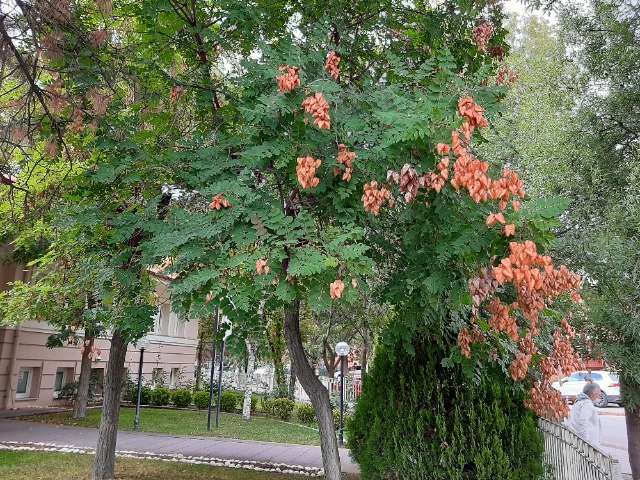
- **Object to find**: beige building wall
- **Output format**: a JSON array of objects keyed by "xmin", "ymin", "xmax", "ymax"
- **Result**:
[{"xmin": 0, "ymin": 264, "xmax": 199, "ymax": 410}]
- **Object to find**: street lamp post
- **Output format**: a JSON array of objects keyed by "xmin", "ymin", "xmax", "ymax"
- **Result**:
[
  {"xmin": 335, "ymin": 341, "xmax": 350, "ymax": 447},
  {"xmin": 133, "ymin": 337, "xmax": 150, "ymax": 431},
  {"xmin": 215, "ymin": 317, "xmax": 233, "ymax": 428},
  {"xmin": 207, "ymin": 306, "xmax": 220, "ymax": 432}
]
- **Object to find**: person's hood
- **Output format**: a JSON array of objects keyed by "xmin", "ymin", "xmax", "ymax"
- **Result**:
[{"xmin": 575, "ymin": 393, "xmax": 590, "ymax": 402}]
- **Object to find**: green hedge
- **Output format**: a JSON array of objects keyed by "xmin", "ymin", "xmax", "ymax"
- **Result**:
[
  {"xmin": 273, "ymin": 398, "xmax": 295, "ymax": 421},
  {"xmin": 220, "ymin": 391, "xmax": 237, "ymax": 412},
  {"xmin": 193, "ymin": 390, "xmax": 211, "ymax": 410},
  {"xmin": 348, "ymin": 334, "xmax": 544, "ymax": 480},
  {"xmin": 296, "ymin": 403, "xmax": 316, "ymax": 425},
  {"xmin": 171, "ymin": 389, "xmax": 192, "ymax": 408},
  {"xmin": 150, "ymin": 388, "xmax": 170, "ymax": 406}
]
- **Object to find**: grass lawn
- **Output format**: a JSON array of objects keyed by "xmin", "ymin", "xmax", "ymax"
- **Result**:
[
  {"xmin": 24, "ymin": 407, "xmax": 322, "ymax": 446},
  {"xmin": 0, "ymin": 450, "xmax": 360, "ymax": 479}
]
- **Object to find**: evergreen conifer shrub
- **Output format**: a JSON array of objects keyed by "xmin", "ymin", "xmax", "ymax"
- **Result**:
[{"xmin": 348, "ymin": 335, "xmax": 544, "ymax": 480}]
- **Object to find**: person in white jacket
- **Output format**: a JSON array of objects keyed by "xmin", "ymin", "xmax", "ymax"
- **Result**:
[{"xmin": 566, "ymin": 382, "xmax": 602, "ymax": 445}]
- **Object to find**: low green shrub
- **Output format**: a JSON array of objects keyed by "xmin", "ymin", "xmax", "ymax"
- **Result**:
[
  {"xmin": 332, "ymin": 408, "xmax": 352, "ymax": 429},
  {"xmin": 193, "ymin": 390, "xmax": 212, "ymax": 410},
  {"xmin": 123, "ymin": 385, "xmax": 152, "ymax": 405},
  {"xmin": 296, "ymin": 403, "xmax": 316, "ymax": 425},
  {"xmin": 220, "ymin": 391, "xmax": 237, "ymax": 412},
  {"xmin": 273, "ymin": 398, "xmax": 295, "ymax": 421},
  {"xmin": 262, "ymin": 397, "xmax": 275, "ymax": 415},
  {"xmin": 233, "ymin": 392, "xmax": 259, "ymax": 413},
  {"xmin": 171, "ymin": 389, "xmax": 192, "ymax": 408},
  {"xmin": 150, "ymin": 388, "xmax": 170, "ymax": 406}
]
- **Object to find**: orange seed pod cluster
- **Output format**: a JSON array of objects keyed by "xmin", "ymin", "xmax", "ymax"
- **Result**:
[
  {"xmin": 336, "ymin": 144, "xmax": 356, "ymax": 182},
  {"xmin": 256, "ymin": 259, "xmax": 270, "ymax": 275},
  {"xmin": 209, "ymin": 194, "xmax": 231, "ymax": 210},
  {"xmin": 330, "ymin": 279, "xmax": 345, "ymax": 299},
  {"xmin": 301, "ymin": 93, "xmax": 331, "ymax": 130},
  {"xmin": 276, "ymin": 66, "xmax": 301, "ymax": 93},
  {"xmin": 170, "ymin": 86, "xmax": 186, "ymax": 102},
  {"xmin": 472, "ymin": 20, "xmax": 494, "ymax": 51},
  {"xmin": 362, "ymin": 180, "xmax": 392, "ymax": 215},
  {"xmin": 296, "ymin": 156, "xmax": 322, "ymax": 189},
  {"xmin": 324, "ymin": 51, "xmax": 340, "ymax": 79}
]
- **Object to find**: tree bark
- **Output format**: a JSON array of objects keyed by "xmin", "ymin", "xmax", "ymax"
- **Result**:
[
  {"xmin": 361, "ymin": 320, "xmax": 370, "ymax": 373},
  {"xmin": 73, "ymin": 332, "xmax": 94, "ymax": 419},
  {"xmin": 242, "ymin": 338, "xmax": 257, "ymax": 420},
  {"xmin": 626, "ymin": 406, "xmax": 640, "ymax": 480},
  {"xmin": 284, "ymin": 300, "xmax": 341, "ymax": 479},
  {"xmin": 92, "ymin": 330, "xmax": 128, "ymax": 480},
  {"xmin": 322, "ymin": 339, "xmax": 338, "ymax": 378},
  {"xmin": 195, "ymin": 330, "xmax": 205, "ymax": 391},
  {"xmin": 288, "ymin": 361, "xmax": 297, "ymax": 399}
]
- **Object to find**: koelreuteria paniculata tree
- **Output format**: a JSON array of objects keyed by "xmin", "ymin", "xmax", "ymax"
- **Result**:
[{"xmin": 1, "ymin": 0, "xmax": 586, "ymax": 478}]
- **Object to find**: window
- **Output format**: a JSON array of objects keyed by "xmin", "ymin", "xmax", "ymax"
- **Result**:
[
  {"xmin": 54, "ymin": 369, "xmax": 66, "ymax": 393},
  {"xmin": 173, "ymin": 316, "xmax": 186, "ymax": 337},
  {"xmin": 170, "ymin": 368, "xmax": 180, "ymax": 389},
  {"xmin": 154, "ymin": 306, "xmax": 163, "ymax": 333},
  {"xmin": 16, "ymin": 368, "xmax": 33, "ymax": 399},
  {"xmin": 152, "ymin": 368, "xmax": 164, "ymax": 388}
]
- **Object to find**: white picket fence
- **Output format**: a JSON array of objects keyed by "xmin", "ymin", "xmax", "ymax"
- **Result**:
[{"xmin": 538, "ymin": 418, "xmax": 622, "ymax": 480}]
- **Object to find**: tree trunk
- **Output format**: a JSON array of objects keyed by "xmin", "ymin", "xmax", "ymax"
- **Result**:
[
  {"xmin": 288, "ymin": 361, "xmax": 297, "ymax": 399},
  {"xmin": 323, "ymin": 339, "xmax": 338, "ymax": 378},
  {"xmin": 195, "ymin": 331, "xmax": 205, "ymax": 391},
  {"xmin": 626, "ymin": 406, "xmax": 640, "ymax": 480},
  {"xmin": 242, "ymin": 338, "xmax": 257, "ymax": 420},
  {"xmin": 267, "ymin": 319, "xmax": 287, "ymax": 388},
  {"xmin": 92, "ymin": 330, "xmax": 128, "ymax": 480},
  {"xmin": 284, "ymin": 300, "xmax": 341, "ymax": 479},
  {"xmin": 361, "ymin": 320, "xmax": 370, "ymax": 373},
  {"xmin": 74, "ymin": 332, "xmax": 94, "ymax": 419}
]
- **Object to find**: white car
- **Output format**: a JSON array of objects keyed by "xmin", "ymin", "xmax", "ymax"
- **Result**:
[{"xmin": 552, "ymin": 370, "xmax": 621, "ymax": 407}]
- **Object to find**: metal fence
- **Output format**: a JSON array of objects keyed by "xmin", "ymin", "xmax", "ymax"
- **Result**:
[
  {"xmin": 219, "ymin": 370, "xmax": 362, "ymax": 404},
  {"xmin": 538, "ymin": 418, "xmax": 621, "ymax": 480}
]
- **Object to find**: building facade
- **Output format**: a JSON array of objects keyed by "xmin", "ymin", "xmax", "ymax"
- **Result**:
[{"xmin": 0, "ymin": 261, "xmax": 199, "ymax": 410}]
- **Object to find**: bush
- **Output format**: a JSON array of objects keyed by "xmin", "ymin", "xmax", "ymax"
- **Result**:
[
  {"xmin": 171, "ymin": 389, "xmax": 192, "ymax": 408},
  {"xmin": 150, "ymin": 388, "xmax": 170, "ymax": 406},
  {"xmin": 124, "ymin": 386, "xmax": 152, "ymax": 405},
  {"xmin": 271, "ymin": 384, "xmax": 293, "ymax": 400},
  {"xmin": 220, "ymin": 391, "xmax": 237, "ymax": 412},
  {"xmin": 261, "ymin": 397, "xmax": 275, "ymax": 415},
  {"xmin": 193, "ymin": 390, "xmax": 212, "ymax": 410},
  {"xmin": 348, "ymin": 333, "xmax": 544, "ymax": 480},
  {"xmin": 273, "ymin": 398, "xmax": 295, "ymax": 421},
  {"xmin": 332, "ymin": 408, "xmax": 352, "ymax": 429},
  {"xmin": 59, "ymin": 375, "xmax": 101, "ymax": 405},
  {"xmin": 296, "ymin": 403, "xmax": 316, "ymax": 425},
  {"xmin": 234, "ymin": 391, "xmax": 259, "ymax": 413}
]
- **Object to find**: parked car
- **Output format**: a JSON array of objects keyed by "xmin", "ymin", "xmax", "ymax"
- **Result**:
[{"xmin": 552, "ymin": 370, "xmax": 621, "ymax": 407}]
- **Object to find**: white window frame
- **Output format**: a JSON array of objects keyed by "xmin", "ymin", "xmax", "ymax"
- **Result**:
[
  {"xmin": 53, "ymin": 369, "xmax": 66, "ymax": 398},
  {"xmin": 152, "ymin": 368, "xmax": 164, "ymax": 388},
  {"xmin": 169, "ymin": 368, "xmax": 180, "ymax": 389},
  {"xmin": 16, "ymin": 368, "xmax": 33, "ymax": 399}
]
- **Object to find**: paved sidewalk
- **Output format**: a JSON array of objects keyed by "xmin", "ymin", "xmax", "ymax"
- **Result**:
[{"xmin": 0, "ymin": 416, "xmax": 359, "ymax": 475}]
